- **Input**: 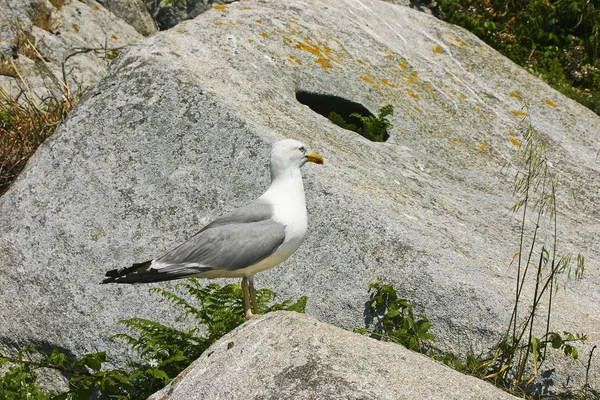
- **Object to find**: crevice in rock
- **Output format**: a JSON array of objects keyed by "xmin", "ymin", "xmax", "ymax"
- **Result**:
[{"xmin": 295, "ymin": 91, "xmax": 388, "ymax": 142}]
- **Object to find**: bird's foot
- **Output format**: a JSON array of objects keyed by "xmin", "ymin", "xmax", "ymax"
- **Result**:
[{"xmin": 245, "ymin": 309, "xmax": 263, "ymax": 319}]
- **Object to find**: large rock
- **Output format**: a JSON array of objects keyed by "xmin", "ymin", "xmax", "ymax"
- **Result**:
[
  {"xmin": 96, "ymin": 0, "xmax": 158, "ymax": 36},
  {"xmin": 149, "ymin": 312, "xmax": 520, "ymax": 400},
  {"xmin": 0, "ymin": 0, "xmax": 598, "ymax": 392},
  {"xmin": 0, "ymin": 0, "xmax": 142, "ymax": 100}
]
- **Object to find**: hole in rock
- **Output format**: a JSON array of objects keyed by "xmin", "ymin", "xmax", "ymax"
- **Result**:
[{"xmin": 295, "ymin": 91, "xmax": 389, "ymax": 142}]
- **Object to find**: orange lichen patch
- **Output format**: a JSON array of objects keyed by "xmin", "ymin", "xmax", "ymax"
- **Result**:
[
  {"xmin": 545, "ymin": 99, "xmax": 558, "ymax": 107},
  {"xmin": 385, "ymin": 54, "xmax": 394, "ymax": 59},
  {"xmin": 509, "ymin": 131, "xmax": 516, "ymax": 137},
  {"xmin": 411, "ymin": 71, "xmax": 419, "ymax": 78},
  {"xmin": 399, "ymin": 74, "xmax": 418, "ymax": 85},
  {"xmin": 111, "ymin": 34, "xmax": 118, "ymax": 40},
  {"xmin": 397, "ymin": 128, "xmax": 405, "ymax": 134},
  {"xmin": 213, "ymin": 4, "xmax": 228, "ymax": 10},
  {"xmin": 424, "ymin": 82, "xmax": 432, "ymax": 89},
  {"xmin": 381, "ymin": 78, "xmax": 397, "ymax": 88},
  {"xmin": 433, "ymin": 45, "xmax": 443, "ymax": 54},
  {"xmin": 475, "ymin": 107, "xmax": 481, "ymax": 113},
  {"xmin": 255, "ymin": 19, "xmax": 262, "ymax": 24},
  {"xmin": 289, "ymin": 55, "xmax": 302, "ymax": 65},
  {"xmin": 478, "ymin": 141, "xmax": 489, "ymax": 152},
  {"xmin": 214, "ymin": 21, "xmax": 227, "ymax": 26},
  {"xmin": 511, "ymin": 110, "xmax": 528, "ymax": 117},
  {"xmin": 177, "ymin": 29, "xmax": 183, "ymax": 33},
  {"xmin": 510, "ymin": 91, "xmax": 523, "ymax": 100},
  {"xmin": 72, "ymin": 24, "xmax": 79, "ymax": 32},
  {"xmin": 361, "ymin": 75, "xmax": 375, "ymax": 84},
  {"xmin": 260, "ymin": 32, "xmax": 269, "ymax": 38},
  {"xmin": 289, "ymin": 28, "xmax": 298, "ymax": 35},
  {"xmin": 510, "ymin": 138, "xmax": 522, "ymax": 147},
  {"xmin": 292, "ymin": 37, "xmax": 344, "ymax": 72},
  {"xmin": 283, "ymin": 36, "xmax": 292, "ymax": 43},
  {"xmin": 357, "ymin": 59, "xmax": 367, "ymax": 66},
  {"xmin": 93, "ymin": 6, "xmax": 99, "ymax": 10},
  {"xmin": 459, "ymin": 94, "xmax": 467, "ymax": 99},
  {"xmin": 406, "ymin": 88, "xmax": 419, "ymax": 99},
  {"xmin": 398, "ymin": 60, "xmax": 409, "ymax": 69}
]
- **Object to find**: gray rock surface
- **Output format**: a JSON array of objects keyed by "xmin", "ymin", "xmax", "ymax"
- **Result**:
[
  {"xmin": 0, "ymin": 0, "xmax": 142, "ymax": 101},
  {"xmin": 149, "ymin": 311, "xmax": 520, "ymax": 400},
  {"xmin": 0, "ymin": 0, "xmax": 598, "ymax": 392},
  {"xmin": 96, "ymin": 0, "xmax": 158, "ymax": 36}
]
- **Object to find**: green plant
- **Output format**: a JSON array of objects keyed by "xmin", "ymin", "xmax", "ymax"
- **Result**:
[
  {"xmin": 429, "ymin": 0, "xmax": 600, "ymax": 115},
  {"xmin": 0, "ymin": 280, "xmax": 307, "ymax": 399},
  {"xmin": 351, "ymin": 104, "xmax": 394, "ymax": 142},
  {"xmin": 356, "ymin": 278, "xmax": 434, "ymax": 353},
  {"xmin": 327, "ymin": 104, "xmax": 394, "ymax": 142}
]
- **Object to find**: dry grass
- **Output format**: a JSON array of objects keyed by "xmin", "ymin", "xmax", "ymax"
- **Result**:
[
  {"xmin": 0, "ymin": 87, "xmax": 73, "ymax": 196},
  {"xmin": 48, "ymin": 0, "xmax": 64, "ymax": 8},
  {"xmin": 27, "ymin": 0, "xmax": 53, "ymax": 31},
  {"xmin": 0, "ymin": 30, "xmax": 74, "ymax": 196},
  {"xmin": 0, "ymin": 60, "xmax": 18, "ymax": 78}
]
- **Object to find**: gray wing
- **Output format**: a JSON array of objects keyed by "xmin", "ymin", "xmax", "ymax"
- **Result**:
[{"xmin": 155, "ymin": 200, "xmax": 285, "ymax": 272}]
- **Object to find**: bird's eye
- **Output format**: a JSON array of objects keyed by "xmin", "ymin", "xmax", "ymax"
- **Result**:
[{"xmin": 299, "ymin": 146, "xmax": 306, "ymax": 153}]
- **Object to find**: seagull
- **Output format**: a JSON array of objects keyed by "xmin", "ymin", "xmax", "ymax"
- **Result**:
[{"xmin": 102, "ymin": 139, "xmax": 323, "ymax": 318}]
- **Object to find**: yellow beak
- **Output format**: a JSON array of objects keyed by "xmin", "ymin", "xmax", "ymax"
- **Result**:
[{"xmin": 305, "ymin": 152, "xmax": 324, "ymax": 165}]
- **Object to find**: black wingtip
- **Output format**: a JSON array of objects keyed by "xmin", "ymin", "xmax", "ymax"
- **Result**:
[{"xmin": 101, "ymin": 260, "xmax": 153, "ymax": 284}]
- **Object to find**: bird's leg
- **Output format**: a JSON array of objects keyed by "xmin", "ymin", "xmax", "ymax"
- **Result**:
[
  {"xmin": 248, "ymin": 275, "xmax": 259, "ymax": 315},
  {"xmin": 241, "ymin": 276, "xmax": 254, "ymax": 319}
]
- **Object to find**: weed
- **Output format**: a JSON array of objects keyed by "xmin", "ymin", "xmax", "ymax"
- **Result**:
[
  {"xmin": 356, "ymin": 278, "xmax": 434, "ymax": 353},
  {"xmin": 327, "ymin": 104, "xmax": 393, "ymax": 142}
]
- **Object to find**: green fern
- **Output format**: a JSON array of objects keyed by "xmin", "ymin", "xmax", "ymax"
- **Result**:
[{"xmin": 0, "ymin": 281, "xmax": 307, "ymax": 399}]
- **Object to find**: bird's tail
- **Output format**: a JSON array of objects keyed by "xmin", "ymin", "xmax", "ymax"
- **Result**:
[
  {"xmin": 101, "ymin": 260, "xmax": 207, "ymax": 284},
  {"xmin": 102, "ymin": 260, "xmax": 164, "ymax": 284}
]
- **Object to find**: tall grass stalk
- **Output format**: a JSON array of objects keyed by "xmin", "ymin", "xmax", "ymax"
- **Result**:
[{"xmin": 491, "ymin": 107, "xmax": 586, "ymax": 394}]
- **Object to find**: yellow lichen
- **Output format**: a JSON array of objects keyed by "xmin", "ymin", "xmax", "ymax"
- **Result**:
[
  {"xmin": 433, "ymin": 45, "xmax": 443, "ymax": 54},
  {"xmin": 545, "ymin": 99, "xmax": 558, "ymax": 107},
  {"xmin": 510, "ymin": 91, "xmax": 523, "ymax": 100},
  {"xmin": 361, "ymin": 75, "xmax": 375, "ymax": 84},
  {"xmin": 478, "ymin": 141, "xmax": 489, "ymax": 152},
  {"xmin": 289, "ymin": 55, "xmax": 302, "ymax": 65},
  {"xmin": 260, "ymin": 32, "xmax": 269, "ymax": 38},
  {"xmin": 406, "ymin": 88, "xmax": 419, "ymax": 99},
  {"xmin": 510, "ymin": 138, "xmax": 522, "ymax": 147},
  {"xmin": 292, "ymin": 37, "xmax": 344, "ymax": 72},
  {"xmin": 213, "ymin": 4, "xmax": 228, "ymax": 10},
  {"xmin": 357, "ymin": 59, "xmax": 367, "ymax": 65},
  {"xmin": 511, "ymin": 110, "xmax": 528, "ymax": 117},
  {"xmin": 398, "ymin": 60, "xmax": 409, "ymax": 69},
  {"xmin": 381, "ymin": 78, "xmax": 397, "ymax": 88}
]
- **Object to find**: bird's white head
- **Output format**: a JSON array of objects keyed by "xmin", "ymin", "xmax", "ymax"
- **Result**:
[{"xmin": 269, "ymin": 139, "xmax": 323, "ymax": 182}]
